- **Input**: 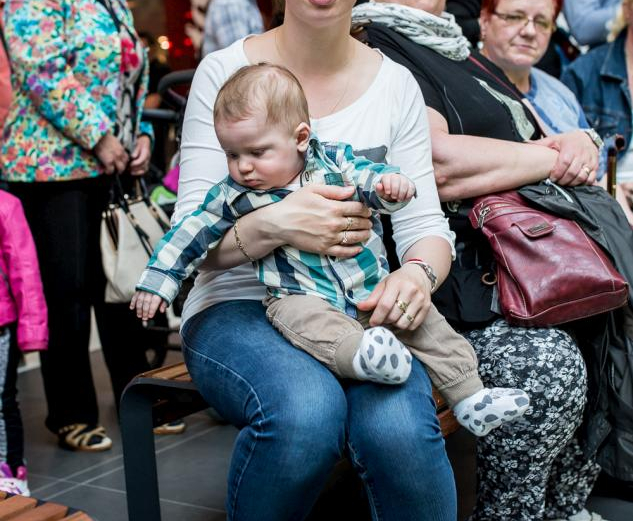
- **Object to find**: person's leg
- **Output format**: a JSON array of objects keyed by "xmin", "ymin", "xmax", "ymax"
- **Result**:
[
  {"xmin": 398, "ymin": 305, "xmax": 529, "ymax": 436},
  {"xmin": 543, "ymin": 437, "xmax": 601, "ymax": 520},
  {"xmin": 266, "ymin": 294, "xmax": 411, "ymax": 383},
  {"xmin": 3, "ymin": 323, "xmax": 25, "ymax": 472},
  {"xmin": 181, "ymin": 300, "xmax": 347, "ymax": 521},
  {"xmin": 9, "ymin": 181, "xmax": 99, "ymax": 433},
  {"xmin": 462, "ymin": 319, "xmax": 589, "ymax": 521},
  {"xmin": 344, "ymin": 358, "xmax": 457, "ymax": 521}
]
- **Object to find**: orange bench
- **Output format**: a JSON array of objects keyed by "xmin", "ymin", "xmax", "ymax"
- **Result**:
[
  {"xmin": 0, "ymin": 492, "xmax": 93, "ymax": 520},
  {"xmin": 120, "ymin": 362, "xmax": 459, "ymax": 521}
]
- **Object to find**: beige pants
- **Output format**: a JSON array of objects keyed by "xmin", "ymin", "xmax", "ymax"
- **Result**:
[{"xmin": 265, "ymin": 294, "xmax": 483, "ymax": 408}]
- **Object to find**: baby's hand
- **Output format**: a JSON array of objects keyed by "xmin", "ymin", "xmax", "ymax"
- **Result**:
[
  {"xmin": 130, "ymin": 291, "xmax": 167, "ymax": 322},
  {"xmin": 376, "ymin": 174, "xmax": 416, "ymax": 203}
]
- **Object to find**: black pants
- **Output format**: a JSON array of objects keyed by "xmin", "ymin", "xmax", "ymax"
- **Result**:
[
  {"xmin": 9, "ymin": 177, "xmax": 165, "ymax": 433},
  {"xmin": 0, "ymin": 324, "xmax": 24, "ymax": 472}
]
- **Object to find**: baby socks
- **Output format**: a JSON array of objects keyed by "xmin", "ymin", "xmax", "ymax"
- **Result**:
[
  {"xmin": 352, "ymin": 327, "xmax": 412, "ymax": 384},
  {"xmin": 453, "ymin": 387, "xmax": 530, "ymax": 437}
]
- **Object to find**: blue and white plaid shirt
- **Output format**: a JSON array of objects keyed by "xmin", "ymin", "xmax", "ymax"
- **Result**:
[
  {"xmin": 137, "ymin": 135, "xmax": 413, "ymax": 316},
  {"xmin": 202, "ymin": 0, "xmax": 264, "ymax": 56}
]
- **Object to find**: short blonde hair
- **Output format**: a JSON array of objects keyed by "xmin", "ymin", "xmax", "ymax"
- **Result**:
[{"xmin": 214, "ymin": 63, "xmax": 310, "ymax": 133}]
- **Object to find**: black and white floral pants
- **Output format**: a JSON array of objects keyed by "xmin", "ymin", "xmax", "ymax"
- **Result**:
[{"xmin": 461, "ymin": 319, "xmax": 601, "ymax": 521}]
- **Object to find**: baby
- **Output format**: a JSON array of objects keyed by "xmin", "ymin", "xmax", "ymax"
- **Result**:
[{"xmin": 131, "ymin": 63, "xmax": 529, "ymax": 436}]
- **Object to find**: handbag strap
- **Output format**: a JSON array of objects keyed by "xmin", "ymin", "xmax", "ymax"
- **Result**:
[{"xmin": 468, "ymin": 55, "xmax": 546, "ymax": 138}]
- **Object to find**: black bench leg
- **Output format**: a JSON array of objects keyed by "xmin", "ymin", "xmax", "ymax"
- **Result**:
[{"xmin": 121, "ymin": 385, "xmax": 162, "ymax": 521}]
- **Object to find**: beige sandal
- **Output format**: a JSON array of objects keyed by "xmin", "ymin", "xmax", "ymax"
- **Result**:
[{"xmin": 58, "ymin": 424, "xmax": 113, "ymax": 452}]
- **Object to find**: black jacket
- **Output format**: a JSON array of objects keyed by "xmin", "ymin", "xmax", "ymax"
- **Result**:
[{"xmin": 519, "ymin": 182, "xmax": 633, "ymax": 480}]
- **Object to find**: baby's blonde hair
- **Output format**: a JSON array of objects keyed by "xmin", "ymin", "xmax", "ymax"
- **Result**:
[
  {"xmin": 214, "ymin": 63, "xmax": 310, "ymax": 134},
  {"xmin": 608, "ymin": 0, "xmax": 633, "ymax": 41}
]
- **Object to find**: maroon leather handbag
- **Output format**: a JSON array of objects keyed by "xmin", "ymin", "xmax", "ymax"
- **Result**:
[{"xmin": 469, "ymin": 191, "xmax": 629, "ymax": 327}]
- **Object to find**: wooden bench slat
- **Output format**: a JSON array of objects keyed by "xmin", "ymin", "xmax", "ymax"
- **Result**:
[
  {"xmin": 60, "ymin": 513, "xmax": 93, "ymax": 521},
  {"xmin": 142, "ymin": 364, "xmax": 191, "ymax": 381},
  {"xmin": 0, "ymin": 496, "xmax": 38, "ymax": 520},
  {"xmin": 11, "ymin": 503, "xmax": 68, "ymax": 521}
]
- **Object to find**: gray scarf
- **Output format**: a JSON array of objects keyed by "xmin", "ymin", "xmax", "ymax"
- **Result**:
[{"xmin": 351, "ymin": 2, "xmax": 470, "ymax": 61}]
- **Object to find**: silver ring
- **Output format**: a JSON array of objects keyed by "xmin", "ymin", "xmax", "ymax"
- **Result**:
[
  {"xmin": 404, "ymin": 313, "xmax": 414, "ymax": 324},
  {"xmin": 344, "ymin": 216, "xmax": 353, "ymax": 232},
  {"xmin": 341, "ymin": 230, "xmax": 348, "ymax": 244},
  {"xmin": 582, "ymin": 166, "xmax": 591, "ymax": 176}
]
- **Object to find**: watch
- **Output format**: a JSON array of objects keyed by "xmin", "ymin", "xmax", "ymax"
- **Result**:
[
  {"xmin": 582, "ymin": 128, "xmax": 604, "ymax": 150},
  {"xmin": 405, "ymin": 258, "xmax": 438, "ymax": 292}
]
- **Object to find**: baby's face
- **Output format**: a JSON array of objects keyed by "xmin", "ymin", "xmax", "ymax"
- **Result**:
[{"xmin": 216, "ymin": 113, "xmax": 305, "ymax": 191}]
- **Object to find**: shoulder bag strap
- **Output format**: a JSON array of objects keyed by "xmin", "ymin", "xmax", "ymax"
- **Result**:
[{"xmin": 468, "ymin": 55, "xmax": 547, "ymax": 138}]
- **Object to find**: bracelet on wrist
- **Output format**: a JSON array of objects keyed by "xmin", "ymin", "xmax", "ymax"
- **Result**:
[
  {"xmin": 405, "ymin": 258, "xmax": 438, "ymax": 292},
  {"xmin": 233, "ymin": 219, "xmax": 256, "ymax": 263}
]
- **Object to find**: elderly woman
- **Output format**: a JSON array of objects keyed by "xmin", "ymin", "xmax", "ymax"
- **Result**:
[
  {"xmin": 562, "ymin": 0, "xmax": 633, "ymax": 223},
  {"xmin": 479, "ymin": 0, "xmax": 633, "ymax": 227},
  {"xmin": 352, "ymin": 1, "xmax": 604, "ymax": 520},
  {"xmin": 479, "ymin": 0, "xmax": 589, "ymax": 135}
]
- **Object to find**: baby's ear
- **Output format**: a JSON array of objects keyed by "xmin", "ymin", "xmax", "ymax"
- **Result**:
[{"xmin": 295, "ymin": 122, "xmax": 311, "ymax": 152}]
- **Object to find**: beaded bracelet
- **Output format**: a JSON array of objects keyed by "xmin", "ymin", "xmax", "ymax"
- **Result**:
[{"xmin": 233, "ymin": 219, "xmax": 256, "ymax": 263}]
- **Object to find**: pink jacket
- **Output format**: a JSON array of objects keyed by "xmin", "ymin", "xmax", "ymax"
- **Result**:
[{"xmin": 0, "ymin": 190, "xmax": 47, "ymax": 351}]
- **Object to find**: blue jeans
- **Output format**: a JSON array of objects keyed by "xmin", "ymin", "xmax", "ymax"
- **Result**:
[{"xmin": 181, "ymin": 300, "xmax": 456, "ymax": 521}]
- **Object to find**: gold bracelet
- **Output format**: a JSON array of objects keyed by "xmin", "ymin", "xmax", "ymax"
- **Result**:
[{"xmin": 233, "ymin": 219, "xmax": 256, "ymax": 263}]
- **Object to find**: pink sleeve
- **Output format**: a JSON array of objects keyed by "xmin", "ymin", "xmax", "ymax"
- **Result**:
[{"xmin": 1, "ymin": 195, "xmax": 48, "ymax": 351}]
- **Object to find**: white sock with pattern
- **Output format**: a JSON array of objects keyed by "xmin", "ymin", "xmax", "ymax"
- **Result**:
[
  {"xmin": 351, "ymin": 327, "xmax": 412, "ymax": 385},
  {"xmin": 452, "ymin": 387, "xmax": 530, "ymax": 437}
]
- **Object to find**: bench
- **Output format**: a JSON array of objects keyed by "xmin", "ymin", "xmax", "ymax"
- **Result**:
[
  {"xmin": 120, "ymin": 362, "xmax": 459, "ymax": 521},
  {"xmin": 0, "ymin": 492, "xmax": 93, "ymax": 520}
]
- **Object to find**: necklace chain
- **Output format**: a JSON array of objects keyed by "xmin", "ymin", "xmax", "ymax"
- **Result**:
[{"xmin": 274, "ymin": 28, "xmax": 356, "ymax": 119}]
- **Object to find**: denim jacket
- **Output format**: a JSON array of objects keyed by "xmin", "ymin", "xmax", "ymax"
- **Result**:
[{"xmin": 561, "ymin": 31, "xmax": 632, "ymax": 159}]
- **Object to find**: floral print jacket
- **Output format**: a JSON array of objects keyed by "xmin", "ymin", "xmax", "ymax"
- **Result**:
[{"xmin": 1, "ymin": 0, "xmax": 153, "ymax": 182}]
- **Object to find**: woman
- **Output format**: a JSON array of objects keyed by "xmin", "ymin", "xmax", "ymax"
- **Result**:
[
  {"xmin": 176, "ymin": 0, "xmax": 457, "ymax": 519},
  {"xmin": 562, "ymin": 0, "xmax": 633, "ymax": 224},
  {"xmin": 1, "ymin": 0, "xmax": 157, "ymax": 450},
  {"xmin": 479, "ymin": 0, "xmax": 589, "ymax": 136},
  {"xmin": 352, "ymin": 1, "xmax": 603, "ymax": 520},
  {"xmin": 480, "ymin": 0, "xmax": 633, "ymax": 226}
]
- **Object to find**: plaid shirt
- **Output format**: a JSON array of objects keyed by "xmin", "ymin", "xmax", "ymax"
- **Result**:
[
  {"xmin": 202, "ymin": 0, "xmax": 264, "ymax": 56},
  {"xmin": 137, "ymin": 136, "xmax": 412, "ymax": 315}
]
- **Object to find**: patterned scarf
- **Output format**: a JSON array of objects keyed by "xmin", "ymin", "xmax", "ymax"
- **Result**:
[{"xmin": 351, "ymin": 1, "xmax": 470, "ymax": 61}]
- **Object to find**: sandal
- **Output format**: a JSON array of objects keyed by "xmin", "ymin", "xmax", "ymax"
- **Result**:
[
  {"xmin": 153, "ymin": 420, "xmax": 186, "ymax": 435},
  {"xmin": 57, "ymin": 424, "xmax": 113, "ymax": 452}
]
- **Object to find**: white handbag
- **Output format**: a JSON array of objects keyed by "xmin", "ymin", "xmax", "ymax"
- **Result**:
[{"xmin": 100, "ymin": 177, "xmax": 170, "ymax": 303}]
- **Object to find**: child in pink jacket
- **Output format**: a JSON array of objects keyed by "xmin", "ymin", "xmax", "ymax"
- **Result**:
[{"xmin": 0, "ymin": 189, "xmax": 48, "ymax": 496}]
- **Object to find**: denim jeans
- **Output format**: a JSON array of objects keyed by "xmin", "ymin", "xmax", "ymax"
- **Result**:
[{"xmin": 181, "ymin": 300, "xmax": 456, "ymax": 521}]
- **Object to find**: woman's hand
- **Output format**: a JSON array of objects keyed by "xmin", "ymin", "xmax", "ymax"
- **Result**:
[
  {"xmin": 270, "ymin": 184, "xmax": 373, "ymax": 258},
  {"xmin": 129, "ymin": 135, "xmax": 152, "ymax": 176},
  {"xmin": 534, "ymin": 130, "xmax": 599, "ymax": 186},
  {"xmin": 357, "ymin": 263, "xmax": 432, "ymax": 331},
  {"xmin": 94, "ymin": 134, "xmax": 129, "ymax": 174}
]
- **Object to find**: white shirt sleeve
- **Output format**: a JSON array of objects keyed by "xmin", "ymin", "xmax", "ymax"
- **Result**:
[
  {"xmin": 386, "ymin": 69, "xmax": 455, "ymax": 261},
  {"xmin": 173, "ymin": 43, "xmax": 246, "ymax": 224}
]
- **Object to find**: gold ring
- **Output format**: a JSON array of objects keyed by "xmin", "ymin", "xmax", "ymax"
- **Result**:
[
  {"xmin": 341, "ymin": 230, "xmax": 348, "ymax": 244},
  {"xmin": 396, "ymin": 299, "xmax": 409, "ymax": 313},
  {"xmin": 582, "ymin": 166, "xmax": 591, "ymax": 176},
  {"xmin": 404, "ymin": 313, "xmax": 414, "ymax": 323},
  {"xmin": 344, "ymin": 216, "xmax": 353, "ymax": 231}
]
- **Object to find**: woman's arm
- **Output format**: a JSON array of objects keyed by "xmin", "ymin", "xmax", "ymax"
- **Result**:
[
  {"xmin": 177, "ymin": 47, "xmax": 373, "ymax": 271},
  {"xmin": 428, "ymin": 108, "xmax": 559, "ymax": 201},
  {"xmin": 4, "ymin": 0, "xmax": 111, "ymax": 150}
]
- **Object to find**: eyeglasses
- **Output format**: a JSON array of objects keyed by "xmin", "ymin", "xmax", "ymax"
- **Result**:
[{"xmin": 492, "ymin": 11, "xmax": 555, "ymax": 33}]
